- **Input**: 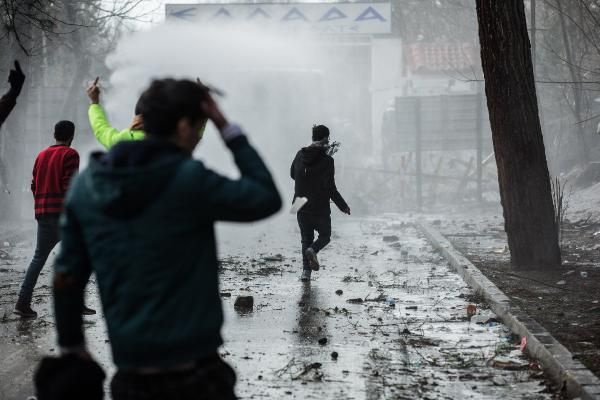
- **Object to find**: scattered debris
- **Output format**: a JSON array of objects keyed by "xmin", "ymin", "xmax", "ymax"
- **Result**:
[
  {"xmin": 382, "ymin": 235, "xmax": 399, "ymax": 242},
  {"xmin": 263, "ymin": 254, "xmax": 284, "ymax": 262},
  {"xmin": 471, "ymin": 312, "xmax": 499, "ymax": 325},
  {"xmin": 467, "ymin": 304, "xmax": 477, "ymax": 320},
  {"xmin": 520, "ymin": 337, "xmax": 527, "ymax": 352},
  {"xmin": 342, "ymin": 275, "xmax": 364, "ymax": 283},
  {"xmin": 275, "ymin": 359, "xmax": 323, "ymax": 381},
  {"xmin": 234, "ymin": 296, "xmax": 254, "ymax": 312},
  {"xmin": 491, "ymin": 356, "xmax": 529, "ymax": 371},
  {"xmin": 492, "ymin": 376, "xmax": 507, "ymax": 386},
  {"xmin": 346, "ymin": 298, "xmax": 363, "ymax": 304}
]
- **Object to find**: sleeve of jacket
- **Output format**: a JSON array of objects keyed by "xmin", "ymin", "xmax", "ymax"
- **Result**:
[
  {"xmin": 198, "ymin": 135, "xmax": 282, "ymax": 222},
  {"xmin": 31, "ymin": 157, "xmax": 38, "ymax": 195},
  {"xmin": 53, "ymin": 193, "xmax": 92, "ymax": 348},
  {"xmin": 61, "ymin": 150, "xmax": 80, "ymax": 192},
  {"xmin": 0, "ymin": 92, "xmax": 17, "ymax": 130},
  {"xmin": 290, "ymin": 151, "xmax": 299, "ymax": 180},
  {"xmin": 88, "ymin": 104, "xmax": 120, "ymax": 149},
  {"xmin": 328, "ymin": 158, "xmax": 349, "ymax": 212}
]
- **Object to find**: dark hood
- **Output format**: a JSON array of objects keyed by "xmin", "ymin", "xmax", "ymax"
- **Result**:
[
  {"xmin": 84, "ymin": 140, "xmax": 187, "ymax": 219},
  {"xmin": 300, "ymin": 145, "xmax": 327, "ymax": 165},
  {"xmin": 299, "ymin": 145, "xmax": 330, "ymax": 174}
]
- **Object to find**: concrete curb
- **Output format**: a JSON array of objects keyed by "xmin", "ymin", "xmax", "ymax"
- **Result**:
[{"xmin": 417, "ymin": 221, "xmax": 600, "ymax": 400}]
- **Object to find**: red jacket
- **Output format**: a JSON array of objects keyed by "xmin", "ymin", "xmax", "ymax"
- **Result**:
[{"xmin": 31, "ymin": 145, "xmax": 79, "ymax": 219}]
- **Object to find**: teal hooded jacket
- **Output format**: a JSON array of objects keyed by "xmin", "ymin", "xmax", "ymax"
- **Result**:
[{"xmin": 53, "ymin": 133, "xmax": 281, "ymax": 368}]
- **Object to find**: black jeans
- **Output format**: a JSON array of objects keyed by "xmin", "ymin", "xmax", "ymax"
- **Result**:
[
  {"xmin": 18, "ymin": 217, "xmax": 60, "ymax": 305},
  {"xmin": 111, "ymin": 356, "xmax": 237, "ymax": 400},
  {"xmin": 297, "ymin": 212, "xmax": 331, "ymax": 270}
]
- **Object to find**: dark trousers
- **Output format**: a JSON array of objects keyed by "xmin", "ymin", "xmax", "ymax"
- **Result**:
[
  {"xmin": 297, "ymin": 212, "xmax": 331, "ymax": 270},
  {"xmin": 111, "ymin": 356, "xmax": 237, "ymax": 400},
  {"xmin": 18, "ymin": 217, "xmax": 60, "ymax": 305}
]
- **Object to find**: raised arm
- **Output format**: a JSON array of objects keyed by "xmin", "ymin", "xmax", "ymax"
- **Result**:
[
  {"xmin": 196, "ymin": 93, "xmax": 281, "ymax": 222},
  {"xmin": 328, "ymin": 158, "xmax": 350, "ymax": 214},
  {"xmin": 199, "ymin": 125, "xmax": 282, "ymax": 222},
  {"xmin": 87, "ymin": 77, "xmax": 121, "ymax": 149},
  {"xmin": 0, "ymin": 61, "xmax": 25, "ymax": 130}
]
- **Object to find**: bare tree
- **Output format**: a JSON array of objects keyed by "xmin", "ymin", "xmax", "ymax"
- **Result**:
[
  {"xmin": 0, "ymin": 0, "xmax": 151, "ymax": 55},
  {"xmin": 0, "ymin": 0, "xmax": 150, "ymax": 220},
  {"xmin": 535, "ymin": 0, "xmax": 600, "ymax": 171}
]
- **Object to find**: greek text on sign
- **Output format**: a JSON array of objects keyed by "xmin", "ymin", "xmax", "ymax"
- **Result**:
[{"xmin": 165, "ymin": 3, "xmax": 392, "ymax": 35}]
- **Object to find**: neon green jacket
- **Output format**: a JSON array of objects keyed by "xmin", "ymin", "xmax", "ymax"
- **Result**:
[{"xmin": 88, "ymin": 104, "xmax": 145, "ymax": 149}]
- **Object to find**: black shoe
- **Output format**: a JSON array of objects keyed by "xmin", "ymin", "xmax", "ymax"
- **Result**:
[
  {"xmin": 82, "ymin": 306, "xmax": 96, "ymax": 315},
  {"xmin": 300, "ymin": 269, "xmax": 311, "ymax": 282},
  {"xmin": 305, "ymin": 248, "xmax": 319, "ymax": 271},
  {"xmin": 14, "ymin": 302, "xmax": 37, "ymax": 318}
]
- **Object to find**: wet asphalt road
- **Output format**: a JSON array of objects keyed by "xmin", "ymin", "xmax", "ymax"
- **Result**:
[{"xmin": 0, "ymin": 215, "xmax": 555, "ymax": 399}]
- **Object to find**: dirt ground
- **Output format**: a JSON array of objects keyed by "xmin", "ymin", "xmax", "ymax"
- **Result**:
[{"xmin": 437, "ymin": 213, "xmax": 600, "ymax": 380}]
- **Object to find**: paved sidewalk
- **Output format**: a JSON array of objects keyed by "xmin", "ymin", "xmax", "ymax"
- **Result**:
[{"xmin": 0, "ymin": 215, "xmax": 556, "ymax": 399}]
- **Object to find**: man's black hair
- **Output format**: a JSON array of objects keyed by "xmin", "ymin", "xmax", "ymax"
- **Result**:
[
  {"xmin": 134, "ymin": 98, "xmax": 142, "ymax": 116},
  {"xmin": 312, "ymin": 124, "xmax": 330, "ymax": 142},
  {"xmin": 137, "ymin": 79, "xmax": 206, "ymax": 137},
  {"xmin": 54, "ymin": 121, "xmax": 75, "ymax": 142}
]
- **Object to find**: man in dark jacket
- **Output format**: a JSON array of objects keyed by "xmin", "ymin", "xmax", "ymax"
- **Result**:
[
  {"xmin": 52, "ymin": 79, "xmax": 282, "ymax": 400},
  {"xmin": 291, "ymin": 124, "xmax": 350, "ymax": 282},
  {"xmin": 0, "ymin": 61, "xmax": 25, "ymax": 130}
]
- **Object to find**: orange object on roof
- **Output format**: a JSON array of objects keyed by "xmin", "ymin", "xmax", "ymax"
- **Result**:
[{"xmin": 408, "ymin": 42, "xmax": 476, "ymax": 73}]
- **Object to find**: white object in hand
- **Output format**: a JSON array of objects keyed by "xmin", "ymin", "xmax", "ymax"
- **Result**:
[{"xmin": 290, "ymin": 197, "xmax": 308, "ymax": 214}]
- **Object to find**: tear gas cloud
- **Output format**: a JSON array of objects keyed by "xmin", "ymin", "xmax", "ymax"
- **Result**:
[{"xmin": 103, "ymin": 22, "xmax": 373, "ymax": 208}]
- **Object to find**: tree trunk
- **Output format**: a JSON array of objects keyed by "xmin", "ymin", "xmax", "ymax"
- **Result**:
[{"xmin": 475, "ymin": 0, "xmax": 561, "ymax": 269}]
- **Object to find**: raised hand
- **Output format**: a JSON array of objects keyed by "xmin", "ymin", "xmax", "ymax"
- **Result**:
[
  {"xmin": 86, "ymin": 77, "xmax": 100, "ymax": 104},
  {"xmin": 198, "ymin": 79, "xmax": 227, "ymax": 131},
  {"xmin": 8, "ymin": 60, "xmax": 25, "ymax": 96}
]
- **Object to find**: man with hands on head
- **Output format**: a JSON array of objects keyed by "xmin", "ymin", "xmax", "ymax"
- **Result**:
[{"xmin": 53, "ymin": 78, "xmax": 281, "ymax": 400}]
